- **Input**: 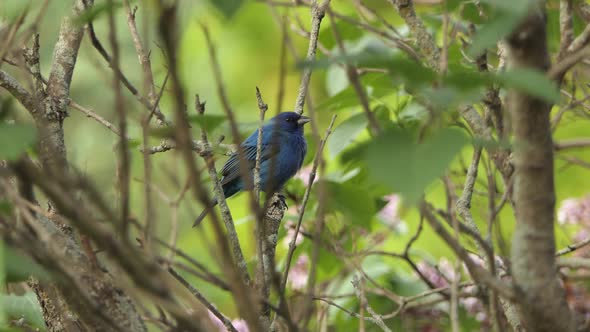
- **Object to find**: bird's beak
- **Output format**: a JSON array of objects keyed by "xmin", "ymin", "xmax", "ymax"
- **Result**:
[{"xmin": 297, "ymin": 115, "xmax": 311, "ymax": 126}]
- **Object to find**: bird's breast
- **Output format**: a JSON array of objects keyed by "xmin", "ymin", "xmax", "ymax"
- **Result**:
[{"xmin": 276, "ymin": 134, "xmax": 307, "ymax": 175}]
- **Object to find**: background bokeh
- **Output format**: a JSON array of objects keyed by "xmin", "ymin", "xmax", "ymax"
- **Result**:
[{"xmin": 2, "ymin": 0, "xmax": 590, "ymax": 330}]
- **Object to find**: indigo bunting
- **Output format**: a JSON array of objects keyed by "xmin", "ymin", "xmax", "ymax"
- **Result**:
[{"xmin": 193, "ymin": 112, "xmax": 310, "ymax": 226}]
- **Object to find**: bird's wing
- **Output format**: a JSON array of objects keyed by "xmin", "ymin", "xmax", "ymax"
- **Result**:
[{"xmin": 220, "ymin": 140, "xmax": 277, "ymax": 185}]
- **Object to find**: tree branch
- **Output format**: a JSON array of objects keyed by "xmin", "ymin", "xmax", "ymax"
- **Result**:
[
  {"xmin": 506, "ymin": 8, "xmax": 576, "ymax": 331},
  {"xmin": 294, "ymin": 0, "xmax": 330, "ymax": 115}
]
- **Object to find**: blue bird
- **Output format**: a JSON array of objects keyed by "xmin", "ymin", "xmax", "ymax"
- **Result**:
[{"xmin": 193, "ymin": 112, "xmax": 310, "ymax": 226}]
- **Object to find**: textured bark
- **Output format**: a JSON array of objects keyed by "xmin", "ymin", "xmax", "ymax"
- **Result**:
[
  {"xmin": 30, "ymin": 281, "xmax": 84, "ymax": 332},
  {"xmin": 27, "ymin": 214, "xmax": 147, "ymax": 332},
  {"xmin": 258, "ymin": 194, "xmax": 287, "ymax": 328},
  {"xmin": 507, "ymin": 9, "xmax": 576, "ymax": 332},
  {"xmin": 11, "ymin": 0, "xmax": 148, "ymax": 330},
  {"xmin": 388, "ymin": 0, "xmax": 440, "ymax": 69}
]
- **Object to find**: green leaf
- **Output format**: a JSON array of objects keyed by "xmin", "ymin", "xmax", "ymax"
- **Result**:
[
  {"xmin": 419, "ymin": 86, "xmax": 483, "ymax": 111},
  {"xmin": 479, "ymin": 0, "xmax": 531, "ymax": 13},
  {"xmin": 318, "ymin": 245, "xmax": 342, "ymax": 275},
  {"xmin": 327, "ymin": 113, "xmax": 368, "ymax": 159},
  {"xmin": 385, "ymin": 56, "xmax": 436, "ymax": 89},
  {"xmin": 319, "ymin": 21, "xmax": 363, "ymax": 50},
  {"xmin": 4, "ymin": 246, "xmax": 49, "ymax": 283},
  {"xmin": 443, "ymin": 0, "xmax": 463, "ymax": 11},
  {"xmin": 0, "ymin": 201, "xmax": 11, "ymax": 216},
  {"xmin": 127, "ymin": 138, "xmax": 141, "ymax": 150},
  {"xmin": 75, "ymin": 2, "xmax": 122, "ymax": 25},
  {"xmin": 316, "ymin": 73, "xmax": 394, "ymax": 112},
  {"xmin": 148, "ymin": 126, "xmax": 175, "ymax": 139},
  {"xmin": 210, "ymin": 0, "xmax": 244, "ymax": 19},
  {"xmin": 468, "ymin": 13, "xmax": 522, "ymax": 56},
  {"xmin": 188, "ymin": 114, "xmax": 226, "ymax": 132},
  {"xmin": 0, "ymin": 97, "xmax": 15, "ymax": 122},
  {"xmin": 467, "ymin": 0, "xmax": 534, "ymax": 56},
  {"xmin": 444, "ymin": 67, "xmax": 492, "ymax": 91},
  {"xmin": 0, "ymin": 1, "xmax": 29, "ymax": 21},
  {"xmin": 324, "ymin": 180, "xmax": 377, "ymax": 226},
  {"xmin": 397, "ymin": 103, "xmax": 428, "ymax": 125},
  {"xmin": 374, "ymin": 105, "xmax": 391, "ymax": 124},
  {"xmin": 367, "ymin": 128, "xmax": 467, "ymax": 203},
  {"xmin": 0, "ymin": 124, "xmax": 36, "ymax": 160},
  {"xmin": 325, "ymin": 65, "xmax": 349, "ymax": 96},
  {"xmin": 0, "ymin": 293, "xmax": 45, "ymax": 329},
  {"xmin": 302, "ymin": 52, "xmax": 434, "ymax": 89},
  {"xmin": 497, "ymin": 69, "xmax": 561, "ymax": 103}
]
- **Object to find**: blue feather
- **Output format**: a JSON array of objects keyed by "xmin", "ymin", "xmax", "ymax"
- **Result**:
[{"xmin": 194, "ymin": 112, "xmax": 309, "ymax": 226}]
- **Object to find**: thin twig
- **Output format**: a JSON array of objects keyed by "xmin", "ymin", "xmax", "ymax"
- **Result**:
[
  {"xmin": 168, "ymin": 268, "xmax": 238, "ymax": 332},
  {"xmin": 327, "ymin": 8, "xmax": 380, "ymax": 135},
  {"xmin": 200, "ymin": 23, "xmax": 263, "ymax": 233},
  {"xmin": 107, "ymin": 0, "xmax": 131, "ymax": 239},
  {"xmin": 352, "ymin": 275, "xmax": 392, "ymax": 332},
  {"xmin": 556, "ymin": 237, "xmax": 590, "ymax": 256},
  {"xmin": 254, "ymin": 87, "xmax": 268, "ymax": 201},
  {"xmin": 558, "ymin": 0, "xmax": 575, "ymax": 60},
  {"xmin": 421, "ymin": 202, "xmax": 516, "ymax": 301},
  {"xmin": 84, "ymin": 3, "xmax": 169, "ymax": 125},
  {"xmin": 141, "ymin": 72, "xmax": 169, "ymax": 250},
  {"xmin": 281, "ymin": 114, "xmax": 337, "ymax": 291},
  {"xmin": 194, "ymin": 95, "xmax": 251, "ymax": 285},
  {"xmin": 293, "ymin": 0, "xmax": 330, "ymax": 115},
  {"xmin": 68, "ymin": 100, "xmax": 121, "ymax": 136},
  {"xmin": 276, "ymin": 17, "xmax": 288, "ymax": 114},
  {"xmin": 158, "ymin": 6, "xmax": 260, "ymax": 330},
  {"xmin": 554, "ymin": 138, "xmax": 590, "ymax": 150}
]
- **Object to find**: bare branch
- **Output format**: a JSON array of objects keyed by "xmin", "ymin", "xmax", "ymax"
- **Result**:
[
  {"xmin": 558, "ymin": 0, "xmax": 574, "ymax": 59},
  {"xmin": 168, "ymin": 268, "xmax": 238, "ymax": 332},
  {"xmin": 506, "ymin": 8, "xmax": 575, "ymax": 330},
  {"xmin": 0, "ymin": 69, "xmax": 35, "ymax": 111},
  {"xmin": 107, "ymin": 0, "xmax": 131, "ymax": 239},
  {"xmin": 420, "ymin": 202, "xmax": 515, "ymax": 301},
  {"xmin": 281, "ymin": 114, "xmax": 337, "ymax": 291},
  {"xmin": 352, "ymin": 275, "xmax": 391, "ymax": 332},
  {"xmin": 294, "ymin": 0, "xmax": 330, "ymax": 115},
  {"xmin": 158, "ymin": 5, "xmax": 261, "ymax": 330},
  {"xmin": 554, "ymin": 138, "xmax": 590, "ymax": 150},
  {"xmin": 388, "ymin": 0, "xmax": 440, "ymax": 69},
  {"xmin": 194, "ymin": 95, "xmax": 250, "ymax": 285},
  {"xmin": 84, "ymin": 4, "xmax": 169, "ymax": 125},
  {"xmin": 327, "ymin": 8, "xmax": 380, "ymax": 135},
  {"xmin": 68, "ymin": 100, "xmax": 121, "ymax": 136},
  {"xmin": 556, "ymin": 237, "xmax": 590, "ymax": 256}
]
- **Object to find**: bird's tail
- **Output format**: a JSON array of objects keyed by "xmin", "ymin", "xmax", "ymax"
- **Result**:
[{"xmin": 193, "ymin": 200, "xmax": 218, "ymax": 227}]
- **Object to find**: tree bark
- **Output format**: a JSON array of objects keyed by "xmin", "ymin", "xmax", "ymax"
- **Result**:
[
  {"xmin": 13, "ymin": 0, "xmax": 148, "ymax": 330},
  {"xmin": 507, "ymin": 9, "xmax": 576, "ymax": 332}
]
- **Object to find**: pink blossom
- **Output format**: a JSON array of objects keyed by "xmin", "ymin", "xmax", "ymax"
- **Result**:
[
  {"xmin": 282, "ymin": 221, "xmax": 304, "ymax": 249},
  {"xmin": 286, "ymin": 204, "xmax": 299, "ymax": 217},
  {"xmin": 207, "ymin": 310, "xmax": 226, "ymax": 330},
  {"xmin": 460, "ymin": 293, "xmax": 486, "ymax": 322},
  {"xmin": 231, "ymin": 319, "xmax": 249, "ymax": 332},
  {"xmin": 378, "ymin": 194, "xmax": 402, "ymax": 226},
  {"xmin": 207, "ymin": 310, "xmax": 250, "ymax": 332},
  {"xmin": 558, "ymin": 196, "xmax": 590, "ymax": 225},
  {"xmin": 296, "ymin": 165, "xmax": 316, "ymax": 186},
  {"xmin": 575, "ymin": 229, "xmax": 590, "ymax": 242},
  {"xmin": 466, "ymin": 253, "xmax": 506, "ymax": 272},
  {"xmin": 287, "ymin": 254, "xmax": 309, "ymax": 290},
  {"xmin": 416, "ymin": 258, "xmax": 456, "ymax": 288}
]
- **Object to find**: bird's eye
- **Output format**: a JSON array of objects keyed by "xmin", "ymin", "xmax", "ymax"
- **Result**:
[{"xmin": 286, "ymin": 117, "xmax": 293, "ymax": 122}]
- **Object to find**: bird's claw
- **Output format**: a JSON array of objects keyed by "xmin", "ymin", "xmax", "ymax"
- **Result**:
[{"xmin": 276, "ymin": 193, "xmax": 288, "ymax": 209}]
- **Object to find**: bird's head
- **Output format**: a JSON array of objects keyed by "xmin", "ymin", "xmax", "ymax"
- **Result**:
[{"xmin": 269, "ymin": 112, "xmax": 310, "ymax": 135}]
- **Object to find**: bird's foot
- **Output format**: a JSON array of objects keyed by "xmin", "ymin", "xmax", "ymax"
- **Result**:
[{"xmin": 276, "ymin": 193, "xmax": 288, "ymax": 209}]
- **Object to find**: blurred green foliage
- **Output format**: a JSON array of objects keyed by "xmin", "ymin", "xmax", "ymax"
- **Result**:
[{"xmin": 1, "ymin": 0, "xmax": 589, "ymax": 330}]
